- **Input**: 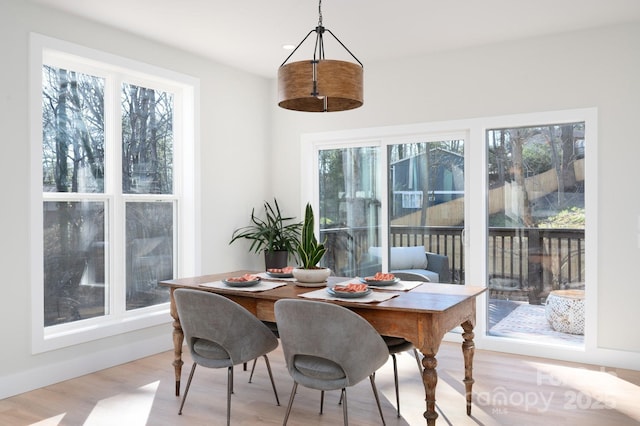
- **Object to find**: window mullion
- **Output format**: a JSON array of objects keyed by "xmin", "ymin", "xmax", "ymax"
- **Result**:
[{"xmin": 107, "ymin": 73, "xmax": 125, "ymax": 315}]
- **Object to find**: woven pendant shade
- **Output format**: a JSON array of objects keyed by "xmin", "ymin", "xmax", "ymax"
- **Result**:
[{"xmin": 278, "ymin": 59, "xmax": 363, "ymax": 112}]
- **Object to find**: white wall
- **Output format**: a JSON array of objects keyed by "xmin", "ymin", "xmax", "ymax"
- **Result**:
[
  {"xmin": 0, "ymin": 0, "xmax": 271, "ymax": 398},
  {"xmin": 269, "ymin": 24, "xmax": 640, "ymax": 366}
]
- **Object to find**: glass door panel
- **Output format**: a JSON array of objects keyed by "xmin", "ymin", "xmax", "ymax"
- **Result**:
[
  {"xmin": 386, "ymin": 140, "xmax": 465, "ymax": 283},
  {"xmin": 318, "ymin": 146, "xmax": 381, "ymax": 277},
  {"xmin": 486, "ymin": 123, "xmax": 585, "ymax": 346}
]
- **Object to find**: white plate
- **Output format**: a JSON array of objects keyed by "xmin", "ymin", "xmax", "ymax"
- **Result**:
[
  {"xmin": 360, "ymin": 277, "xmax": 400, "ymax": 286},
  {"xmin": 266, "ymin": 271, "xmax": 294, "ymax": 278},
  {"xmin": 222, "ymin": 278, "xmax": 261, "ymax": 287},
  {"xmin": 327, "ymin": 287, "xmax": 372, "ymax": 298}
]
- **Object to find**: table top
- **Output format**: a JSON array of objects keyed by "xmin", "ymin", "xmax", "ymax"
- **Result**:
[{"xmin": 160, "ymin": 270, "xmax": 486, "ymax": 314}]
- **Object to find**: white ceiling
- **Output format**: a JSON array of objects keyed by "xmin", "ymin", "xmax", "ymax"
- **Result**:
[{"xmin": 31, "ymin": 0, "xmax": 640, "ymax": 78}]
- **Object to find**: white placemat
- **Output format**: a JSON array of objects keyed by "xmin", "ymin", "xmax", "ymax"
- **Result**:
[
  {"xmin": 299, "ymin": 287, "xmax": 398, "ymax": 303},
  {"xmin": 199, "ymin": 280, "xmax": 288, "ymax": 292}
]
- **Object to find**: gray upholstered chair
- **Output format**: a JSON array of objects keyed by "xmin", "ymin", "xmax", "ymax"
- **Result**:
[
  {"xmin": 275, "ymin": 299, "xmax": 389, "ymax": 425},
  {"xmin": 381, "ymin": 271, "xmax": 426, "ymax": 417},
  {"xmin": 174, "ymin": 289, "xmax": 280, "ymax": 425}
]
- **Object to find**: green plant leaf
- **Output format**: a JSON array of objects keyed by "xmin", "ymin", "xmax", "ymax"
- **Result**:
[
  {"xmin": 296, "ymin": 202, "xmax": 326, "ymax": 268},
  {"xmin": 229, "ymin": 198, "xmax": 302, "ymax": 254}
]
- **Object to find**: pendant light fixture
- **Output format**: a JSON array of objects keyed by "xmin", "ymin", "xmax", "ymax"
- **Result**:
[{"xmin": 277, "ymin": 0, "xmax": 363, "ymax": 112}]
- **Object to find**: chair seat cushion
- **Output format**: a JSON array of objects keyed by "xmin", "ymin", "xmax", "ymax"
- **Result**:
[
  {"xmin": 193, "ymin": 338, "xmax": 230, "ymax": 360},
  {"xmin": 293, "ymin": 355, "xmax": 345, "ymax": 380},
  {"xmin": 382, "ymin": 336, "xmax": 414, "ymax": 354},
  {"xmin": 262, "ymin": 320, "xmax": 280, "ymax": 338}
]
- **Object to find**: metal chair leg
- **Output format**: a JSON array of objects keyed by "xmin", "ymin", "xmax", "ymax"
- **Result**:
[
  {"xmin": 283, "ymin": 382, "xmax": 298, "ymax": 425},
  {"xmin": 178, "ymin": 363, "xmax": 197, "ymax": 415},
  {"xmin": 226, "ymin": 366, "xmax": 232, "ymax": 426},
  {"xmin": 369, "ymin": 374, "xmax": 386, "ymax": 425},
  {"xmin": 391, "ymin": 353, "xmax": 401, "ymax": 417},
  {"xmin": 230, "ymin": 365, "xmax": 234, "ymax": 394},
  {"xmin": 262, "ymin": 354, "xmax": 280, "ymax": 405},
  {"xmin": 341, "ymin": 388, "xmax": 348, "ymax": 425},
  {"xmin": 320, "ymin": 390, "xmax": 325, "ymax": 414},
  {"xmin": 413, "ymin": 348, "xmax": 423, "ymax": 372},
  {"xmin": 248, "ymin": 358, "xmax": 258, "ymax": 383}
]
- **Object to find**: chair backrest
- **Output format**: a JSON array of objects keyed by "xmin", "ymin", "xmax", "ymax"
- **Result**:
[
  {"xmin": 174, "ymin": 288, "xmax": 278, "ymax": 365},
  {"xmin": 274, "ymin": 299, "xmax": 389, "ymax": 386},
  {"xmin": 425, "ymin": 252, "xmax": 452, "ymax": 283},
  {"xmin": 392, "ymin": 271, "xmax": 431, "ymax": 282}
]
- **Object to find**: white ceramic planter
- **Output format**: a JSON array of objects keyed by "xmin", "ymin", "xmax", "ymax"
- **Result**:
[{"xmin": 292, "ymin": 267, "xmax": 331, "ymax": 286}]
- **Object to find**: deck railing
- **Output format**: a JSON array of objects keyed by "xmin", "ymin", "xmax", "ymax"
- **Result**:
[{"xmin": 320, "ymin": 225, "xmax": 584, "ymax": 298}]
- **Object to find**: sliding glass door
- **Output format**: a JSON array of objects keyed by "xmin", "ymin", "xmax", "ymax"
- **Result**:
[
  {"xmin": 486, "ymin": 122, "xmax": 586, "ymax": 346},
  {"xmin": 308, "ymin": 110, "xmax": 595, "ymax": 356},
  {"xmin": 316, "ymin": 137, "xmax": 465, "ymax": 283}
]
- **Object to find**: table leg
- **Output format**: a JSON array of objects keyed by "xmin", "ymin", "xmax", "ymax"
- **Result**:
[
  {"xmin": 169, "ymin": 288, "xmax": 184, "ymax": 396},
  {"xmin": 421, "ymin": 354, "xmax": 438, "ymax": 425},
  {"xmin": 461, "ymin": 320, "xmax": 475, "ymax": 416}
]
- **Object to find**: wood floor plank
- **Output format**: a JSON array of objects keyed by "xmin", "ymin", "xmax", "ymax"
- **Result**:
[{"xmin": 1, "ymin": 342, "xmax": 639, "ymax": 425}]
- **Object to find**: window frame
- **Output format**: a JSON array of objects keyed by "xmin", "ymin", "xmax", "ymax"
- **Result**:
[{"xmin": 29, "ymin": 33, "xmax": 200, "ymax": 353}]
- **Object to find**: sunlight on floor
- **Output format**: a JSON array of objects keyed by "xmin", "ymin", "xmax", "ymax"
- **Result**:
[
  {"xmin": 30, "ymin": 413, "xmax": 65, "ymax": 425},
  {"xmin": 530, "ymin": 361, "xmax": 640, "ymax": 422},
  {"xmin": 83, "ymin": 381, "xmax": 159, "ymax": 426}
]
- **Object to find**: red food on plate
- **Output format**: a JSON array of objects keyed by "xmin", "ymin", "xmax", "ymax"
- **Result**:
[
  {"xmin": 365, "ymin": 272, "xmax": 395, "ymax": 281},
  {"xmin": 226, "ymin": 274, "xmax": 260, "ymax": 282},
  {"xmin": 333, "ymin": 283, "xmax": 369, "ymax": 293},
  {"xmin": 267, "ymin": 266, "xmax": 294, "ymax": 273}
]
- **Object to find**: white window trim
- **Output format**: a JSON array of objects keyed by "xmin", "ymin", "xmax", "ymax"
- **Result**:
[{"xmin": 29, "ymin": 33, "xmax": 201, "ymax": 353}]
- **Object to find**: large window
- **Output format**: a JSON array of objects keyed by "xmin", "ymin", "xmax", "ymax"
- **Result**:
[{"xmin": 31, "ymin": 35, "xmax": 198, "ymax": 352}]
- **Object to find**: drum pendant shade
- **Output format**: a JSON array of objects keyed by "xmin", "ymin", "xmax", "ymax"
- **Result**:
[
  {"xmin": 278, "ymin": 60, "xmax": 363, "ymax": 112},
  {"xmin": 277, "ymin": 0, "xmax": 363, "ymax": 112}
]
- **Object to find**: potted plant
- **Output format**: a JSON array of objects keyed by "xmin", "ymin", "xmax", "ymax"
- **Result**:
[
  {"xmin": 229, "ymin": 198, "xmax": 302, "ymax": 270},
  {"xmin": 292, "ymin": 203, "xmax": 331, "ymax": 285}
]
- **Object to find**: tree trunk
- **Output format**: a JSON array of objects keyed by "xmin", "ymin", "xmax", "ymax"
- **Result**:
[
  {"xmin": 560, "ymin": 125, "xmax": 577, "ymax": 193},
  {"xmin": 511, "ymin": 131, "xmax": 534, "ymax": 227}
]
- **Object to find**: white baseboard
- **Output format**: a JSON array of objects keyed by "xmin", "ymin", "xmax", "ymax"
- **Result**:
[{"xmin": 1, "ymin": 334, "xmax": 173, "ymax": 400}]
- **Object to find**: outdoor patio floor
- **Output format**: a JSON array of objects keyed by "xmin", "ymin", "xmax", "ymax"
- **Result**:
[{"xmin": 487, "ymin": 299, "xmax": 584, "ymax": 346}]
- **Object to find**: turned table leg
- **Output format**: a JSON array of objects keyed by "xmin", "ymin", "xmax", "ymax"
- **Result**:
[
  {"xmin": 169, "ymin": 288, "xmax": 184, "ymax": 396},
  {"xmin": 422, "ymin": 354, "xmax": 438, "ymax": 425},
  {"xmin": 461, "ymin": 320, "xmax": 476, "ymax": 416}
]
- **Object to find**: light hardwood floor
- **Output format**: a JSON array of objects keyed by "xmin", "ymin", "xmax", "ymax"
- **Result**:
[{"xmin": 1, "ymin": 341, "xmax": 639, "ymax": 426}]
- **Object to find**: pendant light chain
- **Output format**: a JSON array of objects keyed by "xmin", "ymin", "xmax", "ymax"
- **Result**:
[{"xmin": 314, "ymin": 0, "xmax": 325, "ymax": 62}]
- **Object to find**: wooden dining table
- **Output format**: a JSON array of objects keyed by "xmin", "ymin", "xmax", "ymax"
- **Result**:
[{"xmin": 159, "ymin": 271, "xmax": 486, "ymax": 425}]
